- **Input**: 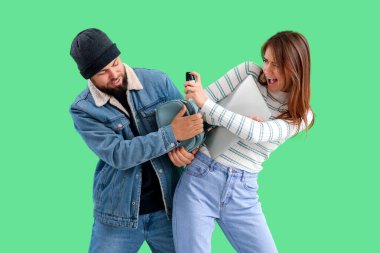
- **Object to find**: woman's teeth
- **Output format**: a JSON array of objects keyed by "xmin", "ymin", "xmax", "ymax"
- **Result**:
[{"xmin": 268, "ymin": 78, "xmax": 277, "ymax": 85}]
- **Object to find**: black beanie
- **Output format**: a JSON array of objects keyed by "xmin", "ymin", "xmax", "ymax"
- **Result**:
[{"xmin": 70, "ymin": 28, "xmax": 121, "ymax": 79}]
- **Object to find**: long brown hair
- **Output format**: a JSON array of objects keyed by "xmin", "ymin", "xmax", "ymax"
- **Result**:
[{"xmin": 258, "ymin": 31, "xmax": 314, "ymax": 133}]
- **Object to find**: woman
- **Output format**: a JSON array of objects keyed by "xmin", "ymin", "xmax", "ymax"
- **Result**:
[{"xmin": 170, "ymin": 31, "xmax": 314, "ymax": 253}]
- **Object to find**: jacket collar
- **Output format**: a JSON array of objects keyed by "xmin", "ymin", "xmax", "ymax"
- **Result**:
[{"xmin": 88, "ymin": 63, "xmax": 143, "ymax": 107}]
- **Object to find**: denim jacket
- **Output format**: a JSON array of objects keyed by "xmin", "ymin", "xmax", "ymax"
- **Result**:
[{"xmin": 70, "ymin": 64, "xmax": 183, "ymax": 228}]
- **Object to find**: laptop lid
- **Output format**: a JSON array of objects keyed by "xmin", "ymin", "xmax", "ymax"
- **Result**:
[{"xmin": 205, "ymin": 75, "xmax": 271, "ymax": 158}]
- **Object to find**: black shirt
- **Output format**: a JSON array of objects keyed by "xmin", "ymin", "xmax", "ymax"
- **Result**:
[{"xmin": 114, "ymin": 92, "xmax": 165, "ymax": 214}]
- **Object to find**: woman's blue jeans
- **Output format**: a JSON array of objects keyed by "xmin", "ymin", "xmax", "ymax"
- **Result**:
[{"xmin": 173, "ymin": 152, "xmax": 278, "ymax": 253}]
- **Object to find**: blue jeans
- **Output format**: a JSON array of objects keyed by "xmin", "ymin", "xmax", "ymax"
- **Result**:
[
  {"xmin": 173, "ymin": 152, "xmax": 278, "ymax": 253},
  {"xmin": 89, "ymin": 210, "xmax": 175, "ymax": 253}
]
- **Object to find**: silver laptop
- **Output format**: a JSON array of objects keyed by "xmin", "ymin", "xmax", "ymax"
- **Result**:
[{"xmin": 204, "ymin": 75, "xmax": 271, "ymax": 158}]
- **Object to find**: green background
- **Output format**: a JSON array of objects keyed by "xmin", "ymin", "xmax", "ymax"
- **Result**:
[{"xmin": 1, "ymin": 0, "xmax": 379, "ymax": 252}]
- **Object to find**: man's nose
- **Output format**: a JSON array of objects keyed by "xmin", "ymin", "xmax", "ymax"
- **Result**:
[{"xmin": 109, "ymin": 68, "xmax": 118, "ymax": 79}]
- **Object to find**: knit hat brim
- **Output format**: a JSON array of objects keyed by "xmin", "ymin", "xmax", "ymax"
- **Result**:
[{"xmin": 80, "ymin": 43, "xmax": 120, "ymax": 79}]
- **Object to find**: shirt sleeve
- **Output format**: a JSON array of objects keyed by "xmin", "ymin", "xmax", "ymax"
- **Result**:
[
  {"xmin": 200, "ymin": 98, "xmax": 314, "ymax": 143},
  {"xmin": 204, "ymin": 61, "xmax": 262, "ymax": 103}
]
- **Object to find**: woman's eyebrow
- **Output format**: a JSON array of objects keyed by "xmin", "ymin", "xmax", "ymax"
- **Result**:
[{"xmin": 263, "ymin": 57, "xmax": 276, "ymax": 63}]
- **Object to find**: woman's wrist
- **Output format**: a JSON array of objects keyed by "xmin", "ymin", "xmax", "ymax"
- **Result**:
[{"xmin": 198, "ymin": 97, "xmax": 207, "ymax": 109}]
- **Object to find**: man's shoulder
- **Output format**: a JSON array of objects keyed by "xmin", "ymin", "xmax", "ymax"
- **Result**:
[
  {"xmin": 133, "ymin": 67, "xmax": 166, "ymax": 76},
  {"xmin": 133, "ymin": 68, "xmax": 173, "ymax": 95},
  {"xmin": 133, "ymin": 68, "xmax": 168, "ymax": 82},
  {"xmin": 70, "ymin": 87, "xmax": 93, "ymax": 109}
]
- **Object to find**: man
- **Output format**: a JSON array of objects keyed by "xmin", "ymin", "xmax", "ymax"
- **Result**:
[{"xmin": 69, "ymin": 28, "xmax": 203, "ymax": 253}]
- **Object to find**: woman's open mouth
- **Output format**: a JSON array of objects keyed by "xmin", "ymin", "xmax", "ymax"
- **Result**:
[{"xmin": 267, "ymin": 78, "xmax": 278, "ymax": 85}]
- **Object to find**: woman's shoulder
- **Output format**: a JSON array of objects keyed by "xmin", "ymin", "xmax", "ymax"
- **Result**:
[
  {"xmin": 235, "ymin": 61, "xmax": 266, "ymax": 90},
  {"xmin": 235, "ymin": 61, "xmax": 262, "ymax": 73}
]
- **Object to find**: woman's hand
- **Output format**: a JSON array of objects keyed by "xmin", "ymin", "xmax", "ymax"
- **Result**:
[
  {"xmin": 248, "ymin": 115, "xmax": 264, "ymax": 122},
  {"xmin": 184, "ymin": 72, "xmax": 208, "ymax": 108}
]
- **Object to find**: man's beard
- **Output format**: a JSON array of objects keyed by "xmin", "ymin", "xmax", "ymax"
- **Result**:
[{"xmin": 99, "ymin": 75, "xmax": 128, "ymax": 97}]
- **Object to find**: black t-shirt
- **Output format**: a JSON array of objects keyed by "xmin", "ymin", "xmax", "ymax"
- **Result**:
[{"xmin": 114, "ymin": 92, "xmax": 165, "ymax": 214}]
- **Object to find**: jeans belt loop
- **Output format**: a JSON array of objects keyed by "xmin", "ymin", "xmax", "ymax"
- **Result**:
[
  {"xmin": 241, "ymin": 170, "xmax": 245, "ymax": 181},
  {"xmin": 209, "ymin": 160, "xmax": 216, "ymax": 172}
]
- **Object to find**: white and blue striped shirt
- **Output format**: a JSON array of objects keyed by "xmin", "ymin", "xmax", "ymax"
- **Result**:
[{"xmin": 199, "ymin": 62, "xmax": 313, "ymax": 173}]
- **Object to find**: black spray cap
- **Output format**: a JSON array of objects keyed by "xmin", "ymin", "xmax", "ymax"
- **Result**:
[{"xmin": 186, "ymin": 72, "xmax": 196, "ymax": 81}]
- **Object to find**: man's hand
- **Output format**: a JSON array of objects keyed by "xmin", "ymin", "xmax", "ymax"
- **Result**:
[
  {"xmin": 171, "ymin": 106, "xmax": 204, "ymax": 141},
  {"xmin": 168, "ymin": 147, "xmax": 199, "ymax": 167}
]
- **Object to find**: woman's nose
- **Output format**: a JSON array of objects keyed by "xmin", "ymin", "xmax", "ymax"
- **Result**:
[{"xmin": 263, "ymin": 64, "xmax": 272, "ymax": 75}]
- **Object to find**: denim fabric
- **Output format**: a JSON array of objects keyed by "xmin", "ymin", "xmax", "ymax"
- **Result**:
[
  {"xmin": 173, "ymin": 152, "xmax": 278, "ymax": 253},
  {"xmin": 70, "ymin": 68, "xmax": 183, "ymax": 228},
  {"xmin": 89, "ymin": 210, "xmax": 175, "ymax": 253}
]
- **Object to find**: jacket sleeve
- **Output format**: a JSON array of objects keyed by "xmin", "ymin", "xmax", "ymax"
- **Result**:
[
  {"xmin": 70, "ymin": 105, "xmax": 179, "ymax": 170},
  {"xmin": 164, "ymin": 72, "xmax": 184, "ymax": 101}
]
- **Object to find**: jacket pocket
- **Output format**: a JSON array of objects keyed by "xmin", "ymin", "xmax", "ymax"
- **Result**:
[
  {"xmin": 94, "ymin": 165, "xmax": 117, "ymax": 205},
  {"xmin": 105, "ymin": 115, "xmax": 134, "ymax": 139},
  {"xmin": 138, "ymin": 97, "xmax": 165, "ymax": 129}
]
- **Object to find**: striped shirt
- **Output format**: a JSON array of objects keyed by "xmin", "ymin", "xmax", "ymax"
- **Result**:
[{"xmin": 199, "ymin": 62, "xmax": 313, "ymax": 173}]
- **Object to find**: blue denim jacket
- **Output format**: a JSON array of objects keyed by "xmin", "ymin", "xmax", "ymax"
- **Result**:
[{"xmin": 70, "ymin": 67, "xmax": 183, "ymax": 228}]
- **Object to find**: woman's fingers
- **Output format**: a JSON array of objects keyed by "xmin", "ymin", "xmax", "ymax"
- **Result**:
[
  {"xmin": 184, "ymin": 81, "xmax": 196, "ymax": 87},
  {"xmin": 190, "ymin": 71, "xmax": 201, "ymax": 83},
  {"xmin": 185, "ymin": 94, "xmax": 191, "ymax": 100},
  {"xmin": 184, "ymin": 86, "xmax": 197, "ymax": 94},
  {"xmin": 248, "ymin": 115, "xmax": 264, "ymax": 122}
]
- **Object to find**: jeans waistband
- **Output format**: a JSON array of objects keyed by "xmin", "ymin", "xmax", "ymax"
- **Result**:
[{"xmin": 196, "ymin": 152, "xmax": 258, "ymax": 178}]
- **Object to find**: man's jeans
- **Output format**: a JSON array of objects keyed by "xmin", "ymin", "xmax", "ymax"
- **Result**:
[
  {"xmin": 89, "ymin": 210, "xmax": 175, "ymax": 253},
  {"xmin": 173, "ymin": 152, "xmax": 278, "ymax": 253}
]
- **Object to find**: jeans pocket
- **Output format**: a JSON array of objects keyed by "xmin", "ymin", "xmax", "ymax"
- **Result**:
[
  {"xmin": 243, "ymin": 173, "xmax": 259, "ymax": 192},
  {"xmin": 184, "ymin": 159, "xmax": 209, "ymax": 178}
]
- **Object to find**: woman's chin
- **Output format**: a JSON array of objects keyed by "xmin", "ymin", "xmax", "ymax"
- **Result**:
[{"xmin": 268, "ymin": 84, "xmax": 279, "ymax": 93}]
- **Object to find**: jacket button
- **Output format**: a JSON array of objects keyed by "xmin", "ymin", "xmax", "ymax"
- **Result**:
[
  {"xmin": 159, "ymin": 169, "xmax": 163, "ymax": 173},
  {"xmin": 170, "ymin": 143, "xmax": 175, "ymax": 148},
  {"xmin": 117, "ymin": 123, "xmax": 123, "ymax": 128},
  {"xmin": 132, "ymin": 202, "xmax": 135, "ymax": 205}
]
